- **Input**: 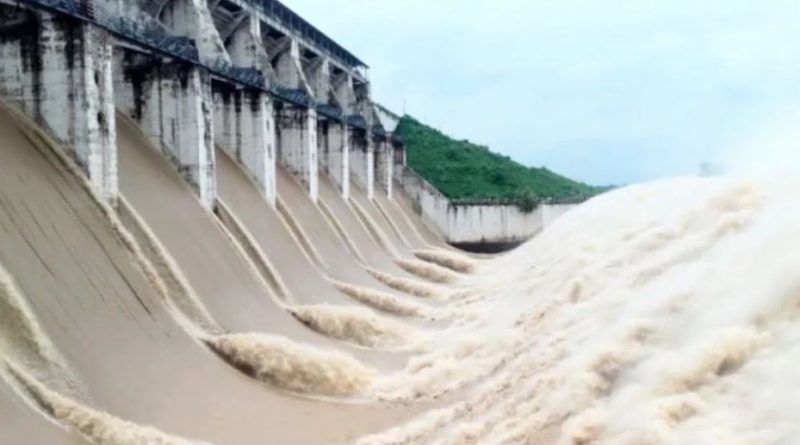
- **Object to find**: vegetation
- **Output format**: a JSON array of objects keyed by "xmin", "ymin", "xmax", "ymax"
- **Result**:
[{"xmin": 396, "ymin": 116, "xmax": 600, "ymax": 208}]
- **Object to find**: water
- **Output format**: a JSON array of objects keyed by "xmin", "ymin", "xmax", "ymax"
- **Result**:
[
  {"xmin": 2, "ymin": 98, "xmax": 797, "ymax": 445},
  {"xmin": 0, "ymin": 103, "xmax": 424, "ymax": 444},
  {"xmin": 363, "ymin": 177, "xmax": 800, "ymax": 444}
]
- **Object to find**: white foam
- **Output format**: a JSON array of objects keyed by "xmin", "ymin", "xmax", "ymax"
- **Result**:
[
  {"xmin": 207, "ymin": 333, "xmax": 376, "ymax": 396},
  {"xmin": 288, "ymin": 304, "xmax": 420, "ymax": 349},
  {"xmin": 413, "ymin": 249, "xmax": 478, "ymax": 274},
  {"xmin": 361, "ymin": 177, "xmax": 800, "ymax": 443},
  {"xmin": 331, "ymin": 279, "xmax": 440, "ymax": 319},
  {"xmin": 396, "ymin": 258, "xmax": 462, "ymax": 284},
  {"xmin": 8, "ymin": 366, "xmax": 210, "ymax": 445}
]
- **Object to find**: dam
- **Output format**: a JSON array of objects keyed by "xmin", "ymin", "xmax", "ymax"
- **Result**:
[
  {"xmin": 1, "ymin": 1, "xmax": 790, "ymax": 445},
  {"xmin": 0, "ymin": 1, "xmax": 497, "ymax": 443}
]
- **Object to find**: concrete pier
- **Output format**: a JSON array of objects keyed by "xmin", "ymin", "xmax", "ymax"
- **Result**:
[
  {"xmin": 214, "ymin": 87, "xmax": 277, "ymax": 205},
  {"xmin": 349, "ymin": 127, "xmax": 374, "ymax": 199},
  {"xmin": 375, "ymin": 138, "xmax": 394, "ymax": 198},
  {"xmin": 0, "ymin": 9, "xmax": 117, "ymax": 202},
  {"xmin": 214, "ymin": 16, "xmax": 277, "ymax": 205},
  {"xmin": 326, "ymin": 121, "xmax": 350, "ymax": 199},
  {"xmin": 273, "ymin": 39, "xmax": 318, "ymax": 201},
  {"xmin": 112, "ymin": 0, "xmax": 232, "ymax": 209},
  {"xmin": 327, "ymin": 71, "xmax": 357, "ymax": 198},
  {"xmin": 373, "ymin": 104, "xmax": 404, "ymax": 200},
  {"xmin": 114, "ymin": 54, "xmax": 216, "ymax": 209},
  {"xmin": 277, "ymin": 105, "xmax": 319, "ymax": 202}
]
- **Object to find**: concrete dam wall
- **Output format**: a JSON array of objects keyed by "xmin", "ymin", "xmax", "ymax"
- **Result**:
[{"xmin": 0, "ymin": 1, "xmax": 578, "ymax": 444}]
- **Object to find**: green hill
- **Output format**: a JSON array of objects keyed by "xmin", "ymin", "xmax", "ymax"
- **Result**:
[{"xmin": 396, "ymin": 116, "xmax": 598, "ymax": 205}]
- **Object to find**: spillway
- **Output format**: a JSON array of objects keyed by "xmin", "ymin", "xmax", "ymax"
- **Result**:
[
  {"xmin": 318, "ymin": 174, "xmax": 424, "ymax": 280},
  {"xmin": 373, "ymin": 189, "xmax": 429, "ymax": 250},
  {"xmin": 349, "ymin": 182, "xmax": 412, "ymax": 256},
  {"xmin": 2, "ymin": 93, "xmax": 797, "ymax": 444},
  {"xmin": 276, "ymin": 166, "xmax": 453, "ymax": 305},
  {"xmin": 0, "ymin": 103, "xmax": 427, "ymax": 445},
  {"xmin": 116, "ymin": 115, "xmax": 407, "ymax": 361},
  {"xmin": 214, "ymin": 147, "xmax": 421, "ymax": 348},
  {"xmin": 4, "ymin": 0, "xmax": 793, "ymax": 442}
]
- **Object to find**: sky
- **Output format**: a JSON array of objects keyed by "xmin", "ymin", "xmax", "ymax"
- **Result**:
[{"xmin": 288, "ymin": 0, "xmax": 800, "ymax": 185}]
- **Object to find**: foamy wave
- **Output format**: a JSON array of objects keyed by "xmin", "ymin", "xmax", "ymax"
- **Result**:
[
  {"xmin": 207, "ymin": 333, "xmax": 375, "ymax": 396},
  {"xmin": 395, "ymin": 259, "xmax": 462, "ymax": 284},
  {"xmin": 358, "ymin": 178, "xmax": 800, "ymax": 443},
  {"xmin": 413, "ymin": 250, "xmax": 478, "ymax": 274},
  {"xmin": 330, "ymin": 280, "xmax": 438, "ymax": 319},
  {"xmin": 0, "ymin": 263, "xmax": 81, "ymax": 396},
  {"xmin": 373, "ymin": 328, "xmax": 518, "ymax": 402},
  {"xmin": 8, "ymin": 366, "xmax": 209, "ymax": 445},
  {"xmin": 288, "ymin": 304, "xmax": 418, "ymax": 349},
  {"xmin": 366, "ymin": 267, "xmax": 445, "ymax": 299}
]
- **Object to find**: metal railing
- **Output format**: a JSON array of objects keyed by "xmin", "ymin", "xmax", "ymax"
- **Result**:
[
  {"xmin": 346, "ymin": 114, "xmax": 367, "ymax": 130},
  {"xmin": 105, "ymin": 16, "xmax": 200, "ymax": 62},
  {"xmin": 315, "ymin": 102, "xmax": 343, "ymax": 121},
  {"xmin": 270, "ymin": 87, "xmax": 313, "ymax": 108},
  {"xmin": 16, "ymin": 0, "xmax": 362, "ymax": 117},
  {"xmin": 207, "ymin": 58, "xmax": 265, "ymax": 88},
  {"xmin": 244, "ymin": 0, "xmax": 366, "ymax": 70}
]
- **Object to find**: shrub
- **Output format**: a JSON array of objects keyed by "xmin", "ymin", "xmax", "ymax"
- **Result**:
[{"xmin": 397, "ymin": 116, "xmax": 600, "ymax": 203}]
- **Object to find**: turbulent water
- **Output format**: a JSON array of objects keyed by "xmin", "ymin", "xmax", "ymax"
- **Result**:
[
  {"xmin": 0, "ymin": 97, "xmax": 797, "ymax": 445},
  {"xmin": 362, "ymin": 177, "xmax": 800, "ymax": 444}
]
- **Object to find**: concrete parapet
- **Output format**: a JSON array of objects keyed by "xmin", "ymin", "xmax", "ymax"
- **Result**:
[
  {"xmin": 0, "ymin": 9, "xmax": 117, "ymax": 202},
  {"xmin": 114, "ymin": 51, "xmax": 216, "ymax": 209}
]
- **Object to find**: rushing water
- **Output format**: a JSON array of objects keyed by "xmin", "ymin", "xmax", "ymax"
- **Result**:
[{"xmin": 1, "ymin": 99, "xmax": 797, "ymax": 445}]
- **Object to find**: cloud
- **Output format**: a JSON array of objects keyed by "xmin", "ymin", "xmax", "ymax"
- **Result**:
[{"xmin": 289, "ymin": 0, "xmax": 800, "ymax": 184}]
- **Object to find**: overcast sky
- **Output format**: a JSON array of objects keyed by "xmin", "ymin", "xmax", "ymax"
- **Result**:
[{"xmin": 289, "ymin": 0, "xmax": 800, "ymax": 185}]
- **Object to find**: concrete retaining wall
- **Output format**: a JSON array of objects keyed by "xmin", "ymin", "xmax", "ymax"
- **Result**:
[
  {"xmin": 398, "ymin": 168, "xmax": 578, "ymax": 250},
  {"xmin": 446, "ymin": 204, "xmax": 545, "ymax": 246}
]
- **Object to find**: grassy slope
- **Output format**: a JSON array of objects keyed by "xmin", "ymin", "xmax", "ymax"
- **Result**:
[{"xmin": 397, "ymin": 116, "xmax": 598, "ymax": 202}]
